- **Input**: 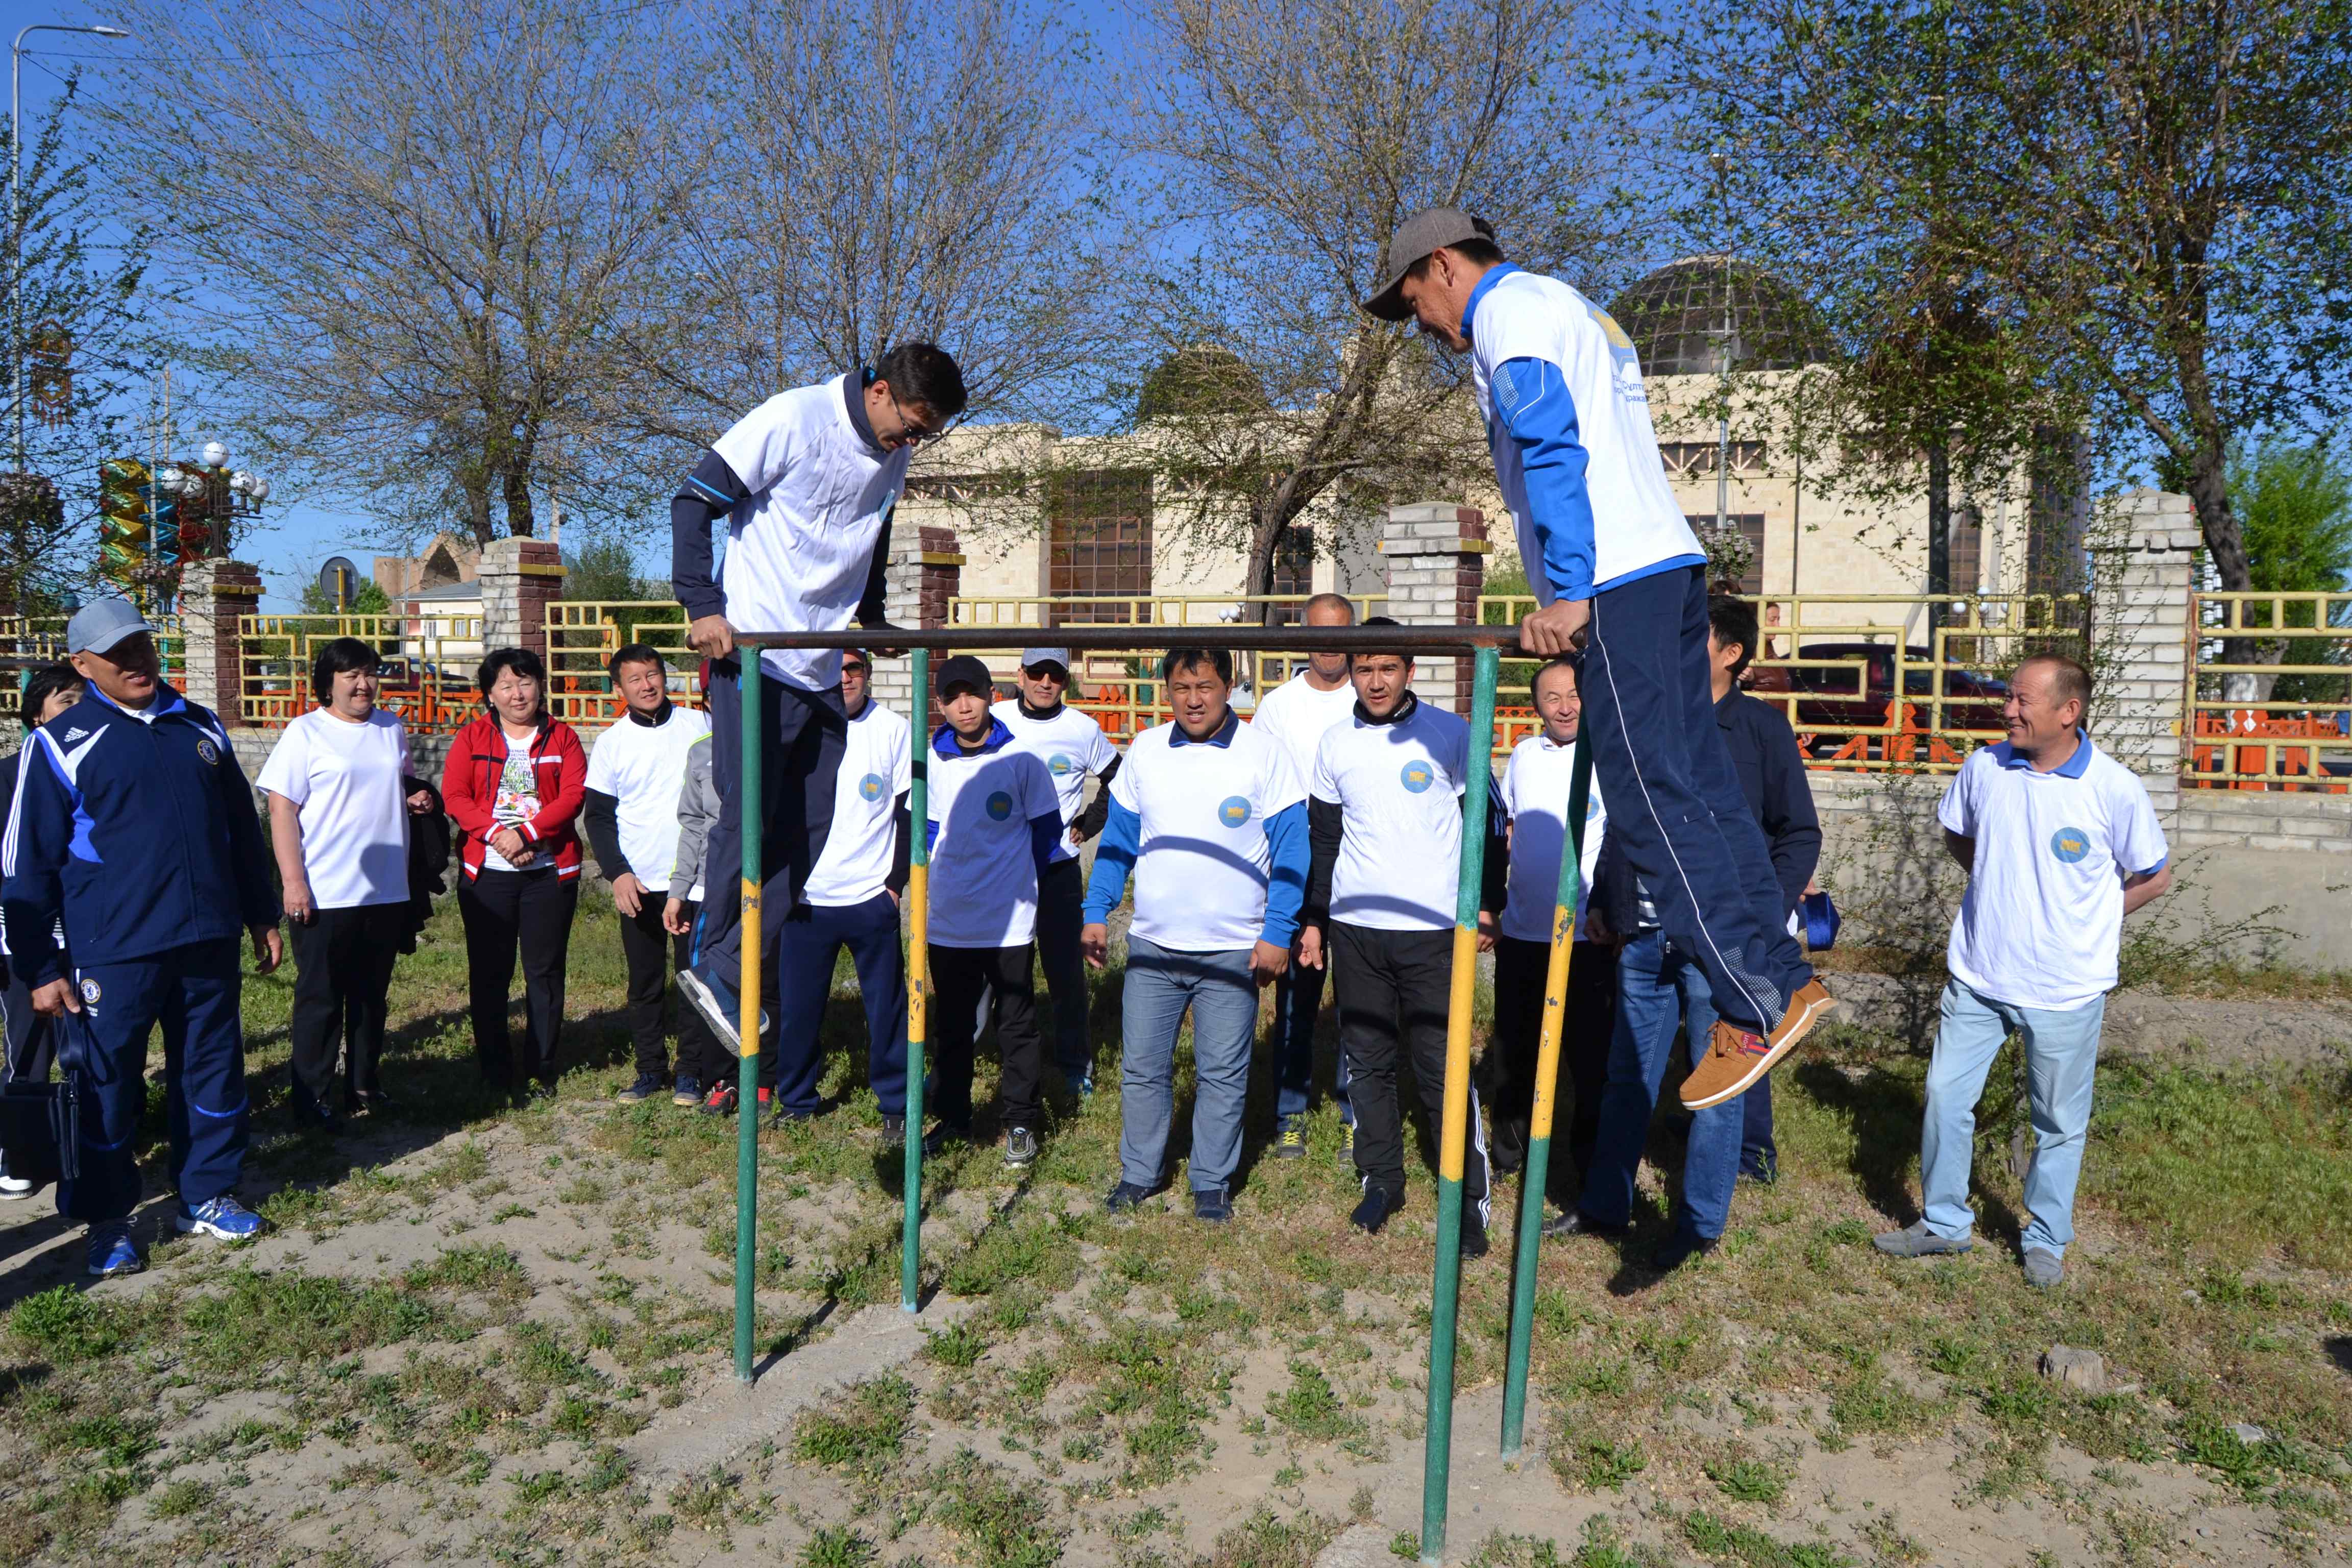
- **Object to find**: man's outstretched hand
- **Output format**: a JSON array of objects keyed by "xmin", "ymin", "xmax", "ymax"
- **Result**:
[
  {"xmin": 688, "ymin": 614, "xmax": 738, "ymax": 660},
  {"xmin": 1518, "ymin": 597, "xmax": 1591, "ymax": 657}
]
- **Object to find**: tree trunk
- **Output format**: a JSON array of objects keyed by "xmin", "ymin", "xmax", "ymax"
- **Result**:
[
  {"xmin": 1244, "ymin": 504, "xmax": 1284, "ymax": 627},
  {"xmin": 1926, "ymin": 434, "xmax": 1951, "ymax": 630},
  {"xmin": 461, "ymin": 468, "xmax": 495, "ymax": 550},
  {"xmin": 502, "ymin": 460, "xmax": 537, "ymax": 539}
]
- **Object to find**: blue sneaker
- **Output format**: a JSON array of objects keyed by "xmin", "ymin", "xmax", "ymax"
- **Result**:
[
  {"xmin": 86, "ymin": 1221, "xmax": 142, "ymax": 1278},
  {"xmin": 177, "ymin": 1194, "xmax": 265, "ymax": 1241},
  {"xmin": 677, "ymin": 967, "xmax": 768, "ymax": 1052},
  {"xmin": 671, "ymin": 1075, "xmax": 702, "ymax": 1108},
  {"xmin": 619, "ymin": 1071, "xmax": 665, "ymax": 1102}
]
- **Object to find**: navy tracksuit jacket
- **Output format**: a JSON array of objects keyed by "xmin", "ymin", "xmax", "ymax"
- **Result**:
[{"xmin": 2, "ymin": 685, "xmax": 281, "ymax": 1222}]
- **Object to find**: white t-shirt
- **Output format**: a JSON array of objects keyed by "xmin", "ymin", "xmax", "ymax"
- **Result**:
[
  {"xmin": 1469, "ymin": 267, "xmax": 1703, "ymax": 599},
  {"xmin": 478, "ymin": 734, "xmax": 543, "ymax": 873},
  {"xmin": 1111, "ymin": 716, "xmax": 1306, "ymax": 951},
  {"xmin": 1248, "ymin": 672, "xmax": 1359, "ymax": 794},
  {"xmin": 1311, "ymin": 696, "xmax": 1471, "ymax": 933},
  {"xmin": 256, "ymin": 707, "xmax": 413, "ymax": 909},
  {"xmin": 711, "ymin": 375, "xmax": 909, "ymax": 692},
  {"xmin": 584, "ymin": 704, "xmax": 710, "ymax": 894},
  {"xmin": 1937, "ymin": 734, "xmax": 2170, "ymax": 1010},
  {"xmin": 990, "ymin": 700, "xmax": 1118, "ymax": 864},
  {"xmin": 804, "ymin": 700, "xmax": 913, "ymax": 907},
  {"xmin": 1497, "ymin": 734, "xmax": 1608, "ymax": 943},
  {"xmin": 924, "ymin": 726, "xmax": 1060, "ymax": 948}
]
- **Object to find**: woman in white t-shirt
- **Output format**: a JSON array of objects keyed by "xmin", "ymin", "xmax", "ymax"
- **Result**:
[{"xmin": 259, "ymin": 639, "xmax": 434, "ymax": 1127}]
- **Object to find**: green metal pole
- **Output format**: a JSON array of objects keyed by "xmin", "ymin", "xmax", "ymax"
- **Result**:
[
  {"xmin": 732, "ymin": 650, "xmax": 764, "ymax": 1384},
  {"xmin": 1421, "ymin": 646, "xmax": 1500, "ymax": 1566},
  {"xmin": 901, "ymin": 648, "xmax": 930, "ymax": 1312},
  {"xmin": 1499, "ymin": 732, "xmax": 1594, "ymax": 1459}
]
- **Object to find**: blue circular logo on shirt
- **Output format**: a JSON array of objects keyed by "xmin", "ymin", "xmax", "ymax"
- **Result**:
[
  {"xmin": 1218, "ymin": 796, "xmax": 1253, "ymax": 828},
  {"xmin": 1585, "ymin": 797, "xmax": 1601, "ymax": 821},
  {"xmin": 858, "ymin": 773, "xmax": 885, "ymax": 802},
  {"xmin": 1400, "ymin": 761, "xmax": 1436, "ymax": 794},
  {"xmin": 2050, "ymin": 827, "xmax": 2091, "ymax": 864},
  {"xmin": 986, "ymin": 791, "xmax": 1014, "ymax": 821},
  {"xmin": 1048, "ymin": 753, "xmax": 1076, "ymax": 777}
]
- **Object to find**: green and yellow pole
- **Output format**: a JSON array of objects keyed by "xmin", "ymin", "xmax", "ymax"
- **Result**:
[
  {"xmin": 901, "ymin": 648, "xmax": 930, "ymax": 1312},
  {"xmin": 1421, "ymin": 645, "xmax": 1501, "ymax": 1566},
  {"xmin": 733, "ymin": 649, "xmax": 764, "ymax": 1384},
  {"xmin": 1498, "ymin": 732, "xmax": 1594, "ymax": 1459}
]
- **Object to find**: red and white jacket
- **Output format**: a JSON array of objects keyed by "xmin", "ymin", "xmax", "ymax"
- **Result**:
[{"xmin": 442, "ymin": 711, "xmax": 588, "ymax": 882}]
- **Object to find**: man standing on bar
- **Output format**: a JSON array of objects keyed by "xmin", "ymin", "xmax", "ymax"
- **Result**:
[
  {"xmin": 667, "ymin": 345, "xmax": 967, "ymax": 1054},
  {"xmin": 1366, "ymin": 211, "xmax": 1833, "ymax": 1107}
]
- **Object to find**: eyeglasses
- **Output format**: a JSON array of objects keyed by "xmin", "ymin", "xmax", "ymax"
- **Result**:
[{"xmin": 886, "ymin": 386, "xmax": 945, "ymax": 448}]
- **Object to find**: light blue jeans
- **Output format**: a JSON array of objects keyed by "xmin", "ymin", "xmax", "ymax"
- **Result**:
[
  {"xmin": 1580, "ymin": 931, "xmax": 1743, "ymax": 1242},
  {"xmin": 1920, "ymin": 978, "xmax": 2106, "ymax": 1256},
  {"xmin": 1119, "ymin": 935, "xmax": 1260, "ymax": 1194}
]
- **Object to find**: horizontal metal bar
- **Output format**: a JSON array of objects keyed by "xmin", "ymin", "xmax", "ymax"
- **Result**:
[{"xmin": 733, "ymin": 625, "xmax": 1530, "ymax": 653}]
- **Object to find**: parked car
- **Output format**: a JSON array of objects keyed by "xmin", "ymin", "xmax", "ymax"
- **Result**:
[{"xmin": 1746, "ymin": 643, "xmax": 2009, "ymax": 741}]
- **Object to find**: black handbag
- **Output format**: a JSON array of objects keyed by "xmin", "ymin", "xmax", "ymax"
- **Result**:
[{"xmin": 0, "ymin": 1004, "xmax": 85, "ymax": 1187}]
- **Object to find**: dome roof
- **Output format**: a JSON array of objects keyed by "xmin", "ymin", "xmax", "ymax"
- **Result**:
[
  {"xmin": 1606, "ymin": 257, "xmax": 1831, "ymax": 376},
  {"xmin": 1136, "ymin": 345, "xmax": 1270, "ymax": 423}
]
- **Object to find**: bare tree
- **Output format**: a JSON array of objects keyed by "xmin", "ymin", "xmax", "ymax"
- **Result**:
[
  {"xmin": 1106, "ymin": 0, "xmax": 1647, "ymax": 620},
  {"xmin": 103, "ymin": 0, "xmax": 692, "ymax": 548},
  {"xmin": 621, "ymin": 0, "xmax": 1103, "ymax": 444}
]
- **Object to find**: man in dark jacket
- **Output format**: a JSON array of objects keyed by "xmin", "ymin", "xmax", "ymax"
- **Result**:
[{"xmin": 3, "ymin": 599, "xmax": 283, "ymax": 1277}]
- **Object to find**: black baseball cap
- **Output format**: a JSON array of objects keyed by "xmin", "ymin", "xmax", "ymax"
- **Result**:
[{"xmin": 935, "ymin": 655, "xmax": 994, "ymax": 698}]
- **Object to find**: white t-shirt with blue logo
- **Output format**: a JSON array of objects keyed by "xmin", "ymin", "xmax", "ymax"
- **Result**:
[
  {"xmin": 1497, "ymin": 734, "xmax": 1608, "ymax": 943},
  {"xmin": 803, "ymin": 699, "xmax": 912, "ymax": 908},
  {"xmin": 924, "ymin": 735, "xmax": 1059, "ymax": 948},
  {"xmin": 1110, "ymin": 718, "xmax": 1306, "ymax": 951},
  {"xmin": 1311, "ymin": 696, "xmax": 1471, "ymax": 933},
  {"xmin": 1937, "ymin": 734, "xmax": 2169, "ymax": 1010},
  {"xmin": 990, "ymin": 700, "xmax": 1119, "ymax": 864}
]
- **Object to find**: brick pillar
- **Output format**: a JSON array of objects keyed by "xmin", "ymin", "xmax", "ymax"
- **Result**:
[
  {"xmin": 179, "ymin": 559, "xmax": 263, "ymax": 725},
  {"xmin": 2090, "ymin": 488, "xmax": 2197, "ymax": 817},
  {"xmin": 1380, "ymin": 502, "xmax": 1490, "ymax": 714},
  {"xmin": 871, "ymin": 525, "xmax": 964, "ymax": 726},
  {"xmin": 479, "ymin": 536, "xmax": 565, "ymax": 659}
]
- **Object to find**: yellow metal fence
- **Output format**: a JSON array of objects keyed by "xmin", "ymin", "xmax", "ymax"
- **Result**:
[
  {"xmin": 240, "ymin": 613, "xmax": 485, "ymax": 731},
  {"xmin": 545, "ymin": 601, "xmax": 702, "ymax": 726},
  {"xmin": 1, "ymin": 613, "xmax": 186, "ymax": 687},
  {"xmin": 2185, "ymin": 591, "xmax": 2352, "ymax": 791}
]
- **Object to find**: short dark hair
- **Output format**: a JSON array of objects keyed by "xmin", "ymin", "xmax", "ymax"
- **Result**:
[
  {"xmin": 872, "ymin": 343, "xmax": 968, "ymax": 421},
  {"xmin": 1530, "ymin": 656, "xmax": 1580, "ymax": 701},
  {"xmin": 607, "ymin": 643, "xmax": 665, "ymax": 681},
  {"xmin": 311, "ymin": 636, "xmax": 382, "ymax": 702},
  {"xmin": 2018, "ymin": 653, "xmax": 2092, "ymax": 712},
  {"xmin": 1162, "ymin": 647, "xmax": 1233, "ymax": 683},
  {"xmin": 1707, "ymin": 596, "xmax": 1759, "ymax": 678},
  {"xmin": 1349, "ymin": 614, "xmax": 1413, "ymax": 669},
  {"xmin": 20, "ymin": 662, "xmax": 83, "ymax": 726},
  {"xmin": 477, "ymin": 646, "xmax": 548, "ymax": 706}
]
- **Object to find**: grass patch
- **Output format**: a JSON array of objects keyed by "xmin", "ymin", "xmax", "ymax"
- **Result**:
[
  {"xmin": 1196, "ymin": 1508, "xmax": 1340, "ymax": 1568},
  {"xmin": 1267, "ymin": 1360, "xmax": 1364, "ymax": 1442},
  {"xmin": 181, "ymin": 1269, "xmax": 441, "ymax": 1369},
  {"xmin": 7, "ymin": 1288, "xmax": 133, "ymax": 1363},
  {"xmin": 931, "ymin": 1449, "xmax": 1066, "ymax": 1568},
  {"xmin": 1682, "ymin": 1512, "xmax": 1853, "ymax": 1568},
  {"xmin": 794, "ymin": 1374, "xmax": 916, "ymax": 1483}
]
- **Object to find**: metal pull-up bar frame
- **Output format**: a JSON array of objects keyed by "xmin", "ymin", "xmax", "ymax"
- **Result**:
[{"xmin": 722, "ymin": 624, "xmax": 1586, "ymax": 1564}]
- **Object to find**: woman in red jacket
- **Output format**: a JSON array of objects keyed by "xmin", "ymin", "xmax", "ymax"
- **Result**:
[{"xmin": 442, "ymin": 648, "xmax": 586, "ymax": 1099}]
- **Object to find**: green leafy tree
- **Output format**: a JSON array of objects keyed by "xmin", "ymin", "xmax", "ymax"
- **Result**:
[
  {"xmin": 297, "ymin": 576, "xmax": 392, "ymax": 615},
  {"xmin": 2227, "ymin": 438, "xmax": 2352, "ymax": 706}
]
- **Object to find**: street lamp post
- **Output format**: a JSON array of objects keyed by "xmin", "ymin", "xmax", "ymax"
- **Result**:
[{"xmin": 11, "ymin": 21, "xmax": 129, "ymax": 471}]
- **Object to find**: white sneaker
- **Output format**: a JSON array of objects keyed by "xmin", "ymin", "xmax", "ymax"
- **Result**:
[{"xmin": 0, "ymin": 1172, "xmax": 34, "ymax": 1200}]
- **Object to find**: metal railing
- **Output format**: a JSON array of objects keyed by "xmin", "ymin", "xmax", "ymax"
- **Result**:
[
  {"xmin": 544, "ymin": 601, "xmax": 704, "ymax": 726},
  {"xmin": 1478, "ymin": 592, "xmax": 2089, "ymax": 773},
  {"xmin": 2185, "ymin": 591, "xmax": 2352, "ymax": 791},
  {"xmin": 239, "ymin": 612, "xmax": 485, "ymax": 732},
  {"xmin": 0, "ymin": 613, "xmax": 186, "ymax": 688},
  {"xmin": 946, "ymin": 593, "xmax": 1386, "ymax": 740}
]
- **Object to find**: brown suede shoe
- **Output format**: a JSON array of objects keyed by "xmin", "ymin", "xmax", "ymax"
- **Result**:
[{"xmin": 1679, "ymin": 979, "xmax": 1838, "ymax": 1109}]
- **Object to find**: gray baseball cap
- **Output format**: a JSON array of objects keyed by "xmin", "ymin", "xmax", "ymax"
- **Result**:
[
  {"xmin": 66, "ymin": 596, "xmax": 156, "ymax": 656},
  {"xmin": 1020, "ymin": 647, "xmax": 1074, "ymax": 673},
  {"xmin": 1362, "ymin": 207, "xmax": 1495, "ymax": 321}
]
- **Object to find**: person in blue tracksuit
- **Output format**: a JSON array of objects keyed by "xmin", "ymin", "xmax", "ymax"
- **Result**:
[
  {"xmin": 1364, "ymin": 207, "xmax": 1834, "ymax": 1113},
  {"xmin": 2, "ymin": 598, "xmax": 283, "ymax": 1277}
]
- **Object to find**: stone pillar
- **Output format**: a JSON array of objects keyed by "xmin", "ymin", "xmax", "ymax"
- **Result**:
[
  {"xmin": 1379, "ymin": 501, "xmax": 1490, "ymax": 714},
  {"xmin": 478, "ymin": 536, "xmax": 566, "ymax": 660},
  {"xmin": 870, "ymin": 525, "xmax": 965, "ymax": 726},
  {"xmin": 2090, "ymin": 488, "xmax": 2198, "ymax": 817},
  {"xmin": 178, "ymin": 559, "xmax": 263, "ymax": 725}
]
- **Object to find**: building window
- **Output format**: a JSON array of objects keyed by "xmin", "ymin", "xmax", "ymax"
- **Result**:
[
  {"xmin": 1046, "ymin": 469, "xmax": 1154, "ymax": 623},
  {"xmin": 1949, "ymin": 507, "xmax": 1983, "ymax": 594},
  {"xmin": 1688, "ymin": 513, "xmax": 1766, "ymax": 594},
  {"xmin": 1659, "ymin": 441, "xmax": 1768, "ymax": 479}
]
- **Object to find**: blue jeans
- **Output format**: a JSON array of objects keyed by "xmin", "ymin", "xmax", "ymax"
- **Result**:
[
  {"xmin": 1920, "ymin": 979, "xmax": 2105, "ymax": 1256},
  {"xmin": 1582, "ymin": 567, "xmax": 1811, "ymax": 1033},
  {"xmin": 1272, "ymin": 960, "xmax": 1353, "ymax": 1128},
  {"xmin": 1580, "ymin": 932, "xmax": 1741, "ymax": 1242},
  {"xmin": 768, "ymin": 894, "xmax": 909, "ymax": 1117},
  {"xmin": 1118, "ymin": 935, "xmax": 1259, "ymax": 1194}
]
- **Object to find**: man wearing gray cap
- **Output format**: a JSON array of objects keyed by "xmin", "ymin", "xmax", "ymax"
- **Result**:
[
  {"xmin": 3, "ymin": 598, "xmax": 282, "ymax": 1277},
  {"xmin": 1361, "ymin": 209, "xmax": 1834, "ymax": 1114},
  {"xmin": 991, "ymin": 648, "xmax": 1120, "ymax": 1095}
]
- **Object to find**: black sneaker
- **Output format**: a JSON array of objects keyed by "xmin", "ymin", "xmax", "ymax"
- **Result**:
[
  {"xmin": 289, "ymin": 1087, "xmax": 341, "ymax": 1133},
  {"xmin": 1105, "ymin": 1179, "xmax": 1159, "ymax": 1213},
  {"xmin": 1350, "ymin": 1185, "xmax": 1403, "ymax": 1235},
  {"xmin": 347, "ymin": 1088, "xmax": 397, "ymax": 1117},
  {"xmin": 880, "ymin": 1115, "xmax": 907, "ymax": 1145},
  {"xmin": 1460, "ymin": 1216, "xmax": 1489, "ymax": 1259},
  {"xmin": 1193, "ymin": 1184, "xmax": 1233, "ymax": 1223},
  {"xmin": 767, "ymin": 1102, "xmax": 815, "ymax": 1130},
  {"xmin": 1002, "ymin": 1126, "xmax": 1039, "ymax": 1169},
  {"xmin": 524, "ymin": 1080, "xmax": 557, "ymax": 1105},
  {"xmin": 921, "ymin": 1121, "xmax": 968, "ymax": 1158},
  {"xmin": 1648, "ymin": 1232, "xmax": 1719, "ymax": 1272},
  {"xmin": 618, "ymin": 1072, "xmax": 665, "ymax": 1103},
  {"xmin": 1541, "ymin": 1208, "xmax": 1629, "ymax": 1242}
]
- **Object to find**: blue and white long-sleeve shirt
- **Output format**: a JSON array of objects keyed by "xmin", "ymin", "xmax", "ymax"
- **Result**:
[
  {"xmin": 3, "ymin": 685, "xmax": 281, "ymax": 985},
  {"xmin": 1467, "ymin": 264, "xmax": 1704, "ymax": 603},
  {"xmin": 1082, "ymin": 709, "xmax": 1309, "ymax": 952}
]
